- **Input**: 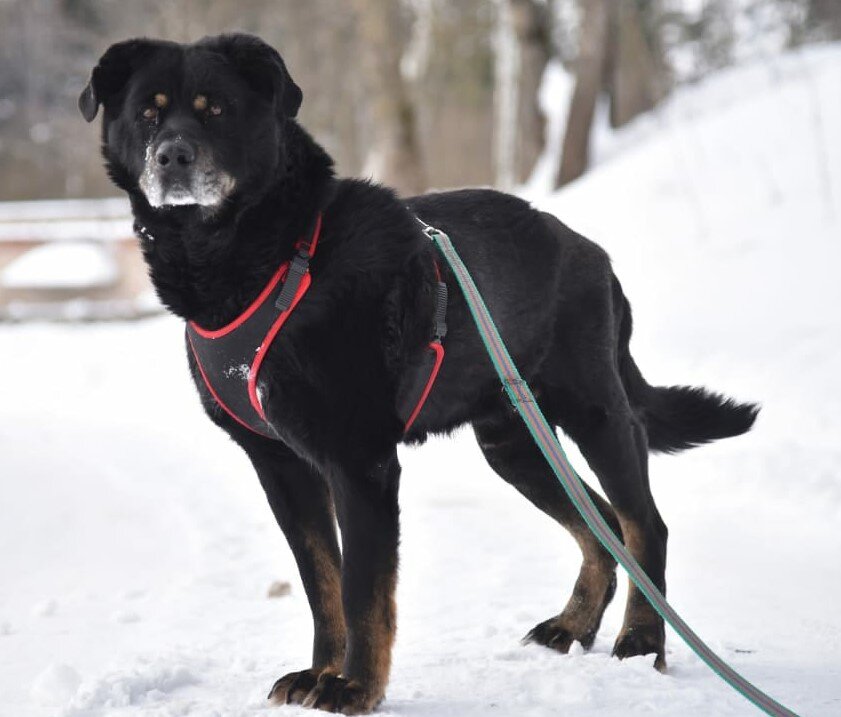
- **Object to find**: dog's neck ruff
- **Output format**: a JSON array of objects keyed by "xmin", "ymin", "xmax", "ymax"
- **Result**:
[{"xmin": 186, "ymin": 213, "xmax": 446, "ymax": 439}]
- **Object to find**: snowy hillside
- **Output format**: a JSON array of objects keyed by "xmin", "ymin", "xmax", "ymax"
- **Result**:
[{"xmin": 2, "ymin": 45, "xmax": 840, "ymax": 716}]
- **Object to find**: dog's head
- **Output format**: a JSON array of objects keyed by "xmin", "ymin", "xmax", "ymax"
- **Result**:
[{"xmin": 79, "ymin": 33, "xmax": 302, "ymax": 212}]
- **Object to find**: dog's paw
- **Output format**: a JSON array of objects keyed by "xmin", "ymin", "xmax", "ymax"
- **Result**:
[
  {"xmin": 301, "ymin": 674, "xmax": 381, "ymax": 715},
  {"xmin": 522, "ymin": 617, "xmax": 582, "ymax": 653},
  {"xmin": 612, "ymin": 627, "xmax": 667, "ymax": 672},
  {"xmin": 268, "ymin": 667, "xmax": 324, "ymax": 705},
  {"xmin": 523, "ymin": 573, "xmax": 617, "ymax": 653}
]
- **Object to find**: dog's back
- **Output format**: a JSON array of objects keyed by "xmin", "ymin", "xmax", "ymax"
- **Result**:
[{"xmin": 407, "ymin": 188, "xmax": 757, "ymax": 452}]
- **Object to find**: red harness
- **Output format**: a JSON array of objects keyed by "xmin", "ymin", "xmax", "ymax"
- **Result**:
[{"xmin": 186, "ymin": 213, "xmax": 445, "ymax": 438}]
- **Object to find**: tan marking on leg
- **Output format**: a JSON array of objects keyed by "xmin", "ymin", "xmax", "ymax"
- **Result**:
[
  {"xmin": 304, "ymin": 532, "xmax": 346, "ymax": 671},
  {"xmin": 553, "ymin": 525, "xmax": 617, "ymax": 635},
  {"xmin": 614, "ymin": 516, "xmax": 667, "ymax": 670},
  {"xmin": 616, "ymin": 518, "xmax": 661, "ymax": 625},
  {"xmin": 349, "ymin": 569, "xmax": 396, "ymax": 702}
]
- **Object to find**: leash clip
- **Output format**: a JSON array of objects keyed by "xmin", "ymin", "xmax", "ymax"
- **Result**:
[{"xmin": 414, "ymin": 214, "xmax": 441, "ymax": 241}]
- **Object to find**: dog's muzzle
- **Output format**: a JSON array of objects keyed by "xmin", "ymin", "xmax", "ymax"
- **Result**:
[{"xmin": 140, "ymin": 137, "xmax": 236, "ymax": 208}]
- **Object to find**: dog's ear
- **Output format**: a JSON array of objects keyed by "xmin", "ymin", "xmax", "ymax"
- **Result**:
[
  {"xmin": 201, "ymin": 33, "xmax": 302, "ymax": 118},
  {"xmin": 79, "ymin": 39, "xmax": 156, "ymax": 122}
]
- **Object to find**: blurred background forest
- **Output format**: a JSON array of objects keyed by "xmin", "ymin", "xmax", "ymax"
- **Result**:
[{"xmin": 1, "ymin": 0, "xmax": 839, "ymax": 201}]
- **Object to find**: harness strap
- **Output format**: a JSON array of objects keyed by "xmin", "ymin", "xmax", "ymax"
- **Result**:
[
  {"xmin": 275, "ymin": 214, "xmax": 323, "ymax": 312},
  {"xmin": 418, "ymin": 217, "xmax": 799, "ymax": 717},
  {"xmin": 399, "ymin": 257, "xmax": 448, "ymax": 434}
]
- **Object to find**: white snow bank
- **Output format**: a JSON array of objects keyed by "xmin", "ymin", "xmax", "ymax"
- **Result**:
[
  {"xmin": 0, "ymin": 198, "xmax": 133, "ymax": 243},
  {"xmin": 0, "ymin": 197, "xmax": 129, "ymax": 223},
  {"xmin": 2, "ymin": 242, "xmax": 119, "ymax": 289}
]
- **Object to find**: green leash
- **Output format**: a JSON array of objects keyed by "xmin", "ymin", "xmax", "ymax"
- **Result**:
[{"xmin": 419, "ymin": 219, "xmax": 799, "ymax": 717}]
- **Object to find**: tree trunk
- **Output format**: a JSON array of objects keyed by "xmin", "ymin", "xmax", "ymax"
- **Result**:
[
  {"xmin": 494, "ymin": 0, "xmax": 551, "ymax": 189},
  {"xmin": 807, "ymin": 0, "xmax": 841, "ymax": 40},
  {"xmin": 556, "ymin": 0, "xmax": 609, "ymax": 187},
  {"xmin": 510, "ymin": 0, "xmax": 552, "ymax": 183},
  {"xmin": 351, "ymin": 0, "xmax": 426, "ymax": 196},
  {"xmin": 493, "ymin": 0, "xmax": 520, "ymax": 190},
  {"xmin": 607, "ymin": 0, "xmax": 664, "ymax": 128}
]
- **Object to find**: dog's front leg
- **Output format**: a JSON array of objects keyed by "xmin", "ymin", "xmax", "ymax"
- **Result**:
[
  {"xmin": 242, "ymin": 440, "xmax": 347, "ymax": 705},
  {"xmin": 303, "ymin": 448, "xmax": 401, "ymax": 715}
]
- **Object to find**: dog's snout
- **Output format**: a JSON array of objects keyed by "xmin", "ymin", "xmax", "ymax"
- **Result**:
[{"xmin": 155, "ymin": 138, "xmax": 196, "ymax": 168}]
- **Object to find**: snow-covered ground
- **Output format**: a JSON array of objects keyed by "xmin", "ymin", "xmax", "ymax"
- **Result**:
[{"xmin": 2, "ymin": 45, "xmax": 841, "ymax": 717}]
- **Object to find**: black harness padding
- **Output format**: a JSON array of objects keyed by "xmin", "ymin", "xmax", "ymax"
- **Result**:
[
  {"xmin": 187, "ymin": 273, "xmax": 288, "ymax": 439},
  {"xmin": 186, "ymin": 215, "xmax": 323, "ymax": 439}
]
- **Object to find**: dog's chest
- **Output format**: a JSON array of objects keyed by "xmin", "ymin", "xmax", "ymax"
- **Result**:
[{"xmin": 184, "ymin": 257, "xmax": 319, "ymax": 440}]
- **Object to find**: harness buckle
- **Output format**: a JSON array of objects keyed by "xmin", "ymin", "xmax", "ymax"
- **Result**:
[{"xmin": 274, "ymin": 250, "xmax": 310, "ymax": 312}]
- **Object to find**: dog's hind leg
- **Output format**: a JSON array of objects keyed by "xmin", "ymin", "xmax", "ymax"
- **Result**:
[
  {"xmin": 572, "ymin": 401, "xmax": 668, "ymax": 670},
  {"xmin": 240, "ymin": 439, "xmax": 347, "ymax": 706},
  {"xmin": 547, "ymin": 374, "xmax": 669, "ymax": 670},
  {"xmin": 536, "ymin": 230, "xmax": 668, "ymax": 669},
  {"xmin": 473, "ymin": 406, "xmax": 620, "ymax": 653}
]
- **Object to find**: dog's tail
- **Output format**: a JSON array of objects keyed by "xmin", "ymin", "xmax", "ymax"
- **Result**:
[{"xmin": 617, "ymin": 293, "xmax": 759, "ymax": 454}]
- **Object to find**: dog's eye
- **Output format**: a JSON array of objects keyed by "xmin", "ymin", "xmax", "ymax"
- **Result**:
[
  {"xmin": 143, "ymin": 93, "xmax": 168, "ymax": 121},
  {"xmin": 193, "ymin": 94, "xmax": 222, "ymax": 118}
]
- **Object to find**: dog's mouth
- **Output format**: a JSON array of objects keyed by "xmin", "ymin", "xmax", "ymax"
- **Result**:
[
  {"xmin": 157, "ymin": 183, "xmax": 200, "ymax": 206},
  {"xmin": 139, "ymin": 145, "xmax": 236, "ymax": 209}
]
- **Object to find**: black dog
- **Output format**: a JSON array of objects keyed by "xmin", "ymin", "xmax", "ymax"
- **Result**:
[{"xmin": 80, "ymin": 33, "xmax": 758, "ymax": 714}]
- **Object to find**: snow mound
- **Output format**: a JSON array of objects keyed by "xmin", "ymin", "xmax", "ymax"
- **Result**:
[
  {"xmin": 2, "ymin": 242, "xmax": 119, "ymax": 290},
  {"xmin": 64, "ymin": 664, "xmax": 199, "ymax": 714},
  {"xmin": 30, "ymin": 663, "xmax": 82, "ymax": 708},
  {"xmin": 0, "ymin": 197, "xmax": 132, "ymax": 243},
  {"xmin": 534, "ymin": 43, "xmax": 841, "ymax": 471}
]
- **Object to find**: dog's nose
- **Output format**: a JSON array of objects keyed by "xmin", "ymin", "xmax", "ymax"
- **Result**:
[{"xmin": 155, "ymin": 139, "xmax": 196, "ymax": 168}]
